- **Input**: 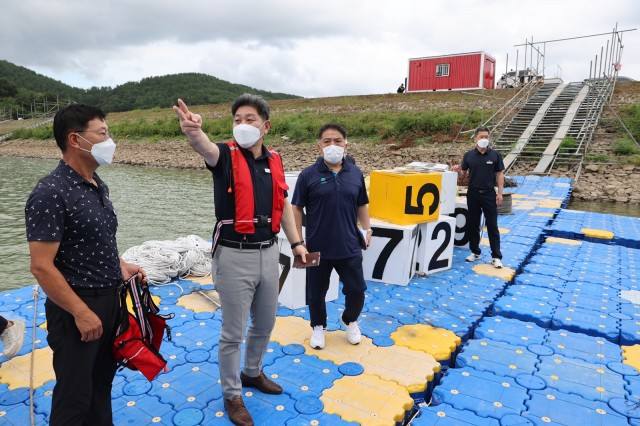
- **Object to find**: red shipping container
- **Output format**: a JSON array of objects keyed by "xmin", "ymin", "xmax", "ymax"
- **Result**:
[{"xmin": 407, "ymin": 51, "xmax": 495, "ymax": 92}]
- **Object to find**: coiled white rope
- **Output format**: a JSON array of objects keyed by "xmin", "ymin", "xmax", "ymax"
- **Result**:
[{"xmin": 121, "ymin": 235, "xmax": 212, "ymax": 285}]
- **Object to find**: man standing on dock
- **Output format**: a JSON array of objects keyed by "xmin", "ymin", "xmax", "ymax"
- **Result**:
[
  {"xmin": 174, "ymin": 94, "xmax": 307, "ymax": 426},
  {"xmin": 26, "ymin": 104, "xmax": 147, "ymax": 425},
  {"xmin": 453, "ymin": 126, "xmax": 505, "ymax": 269},
  {"xmin": 292, "ymin": 123, "xmax": 372, "ymax": 350}
]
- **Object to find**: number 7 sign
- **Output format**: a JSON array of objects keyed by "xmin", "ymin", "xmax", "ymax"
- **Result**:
[{"xmin": 362, "ymin": 219, "xmax": 420, "ymax": 286}]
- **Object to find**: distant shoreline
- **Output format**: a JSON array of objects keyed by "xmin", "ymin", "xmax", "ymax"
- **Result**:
[{"xmin": 1, "ymin": 138, "xmax": 639, "ymax": 205}]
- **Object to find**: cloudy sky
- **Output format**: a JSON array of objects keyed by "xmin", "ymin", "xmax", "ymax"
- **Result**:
[{"xmin": 1, "ymin": 0, "xmax": 638, "ymax": 98}]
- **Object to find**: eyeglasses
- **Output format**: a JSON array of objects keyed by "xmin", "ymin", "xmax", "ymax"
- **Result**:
[
  {"xmin": 77, "ymin": 130, "xmax": 113, "ymax": 141},
  {"xmin": 319, "ymin": 138, "xmax": 346, "ymax": 146}
]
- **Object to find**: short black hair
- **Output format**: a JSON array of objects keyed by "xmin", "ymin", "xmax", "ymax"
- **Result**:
[
  {"xmin": 53, "ymin": 103, "xmax": 106, "ymax": 152},
  {"xmin": 231, "ymin": 93, "xmax": 270, "ymax": 121},
  {"xmin": 474, "ymin": 126, "xmax": 491, "ymax": 136},
  {"xmin": 318, "ymin": 123, "xmax": 347, "ymax": 140}
]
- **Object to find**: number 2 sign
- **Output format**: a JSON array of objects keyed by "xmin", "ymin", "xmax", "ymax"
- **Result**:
[{"xmin": 415, "ymin": 216, "xmax": 456, "ymax": 275}]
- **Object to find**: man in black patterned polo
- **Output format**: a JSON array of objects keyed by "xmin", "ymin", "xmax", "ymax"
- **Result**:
[{"xmin": 26, "ymin": 104, "xmax": 146, "ymax": 425}]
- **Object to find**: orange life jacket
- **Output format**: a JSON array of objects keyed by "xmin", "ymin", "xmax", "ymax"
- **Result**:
[{"xmin": 226, "ymin": 141, "xmax": 288, "ymax": 234}]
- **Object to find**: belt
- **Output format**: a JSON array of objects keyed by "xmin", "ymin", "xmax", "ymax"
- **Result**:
[
  {"xmin": 218, "ymin": 237, "xmax": 277, "ymax": 250},
  {"xmin": 469, "ymin": 187, "xmax": 494, "ymax": 194},
  {"xmin": 73, "ymin": 286, "xmax": 120, "ymax": 297}
]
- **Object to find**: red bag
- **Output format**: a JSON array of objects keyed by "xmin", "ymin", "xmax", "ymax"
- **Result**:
[{"xmin": 113, "ymin": 276, "xmax": 173, "ymax": 381}]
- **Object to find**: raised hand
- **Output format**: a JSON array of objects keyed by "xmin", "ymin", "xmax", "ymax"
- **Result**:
[
  {"xmin": 172, "ymin": 98, "xmax": 220, "ymax": 166},
  {"xmin": 173, "ymin": 99, "xmax": 203, "ymax": 138}
]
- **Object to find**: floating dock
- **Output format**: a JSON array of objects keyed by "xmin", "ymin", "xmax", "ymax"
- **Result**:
[{"xmin": 1, "ymin": 175, "xmax": 640, "ymax": 425}]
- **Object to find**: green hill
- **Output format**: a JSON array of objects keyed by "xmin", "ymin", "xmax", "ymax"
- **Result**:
[
  {"xmin": 94, "ymin": 72, "xmax": 299, "ymax": 112},
  {"xmin": 0, "ymin": 59, "xmax": 299, "ymax": 116},
  {"xmin": 0, "ymin": 59, "xmax": 79, "ymax": 98}
]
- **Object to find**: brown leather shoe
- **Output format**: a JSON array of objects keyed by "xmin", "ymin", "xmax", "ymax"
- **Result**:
[
  {"xmin": 240, "ymin": 371, "xmax": 283, "ymax": 394},
  {"xmin": 224, "ymin": 396, "xmax": 254, "ymax": 426}
]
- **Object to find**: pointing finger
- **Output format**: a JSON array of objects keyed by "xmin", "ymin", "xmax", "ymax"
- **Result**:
[
  {"xmin": 177, "ymin": 98, "xmax": 191, "ymax": 114},
  {"xmin": 172, "ymin": 104, "xmax": 186, "ymax": 120}
]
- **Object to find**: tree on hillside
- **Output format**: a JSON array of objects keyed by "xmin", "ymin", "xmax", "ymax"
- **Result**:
[
  {"xmin": 1, "ymin": 60, "xmax": 299, "ymax": 113},
  {"xmin": 0, "ymin": 78, "xmax": 18, "ymax": 98}
]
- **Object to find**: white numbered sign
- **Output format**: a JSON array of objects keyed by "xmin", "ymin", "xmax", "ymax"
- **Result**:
[
  {"xmin": 284, "ymin": 171, "xmax": 301, "ymax": 200},
  {"xmin": 416, "ymin": 216, "xmax": 456, "ymax": 275},
  {"xmin": 362, "ymin": 219, "xmax": 419, "ymax": 286},
  {"xmin": 439, "ymin": 171, "xmax": 458, "ymax": 215},
  {"xmin": 277, "ymin": 234, "xmax": 338, "ymax": 310},
  {"xmin": 448, "ymin": 198, "xmax": 485, "ymax": 249}
]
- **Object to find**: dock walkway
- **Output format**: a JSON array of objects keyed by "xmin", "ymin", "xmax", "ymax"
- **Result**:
[{"xmin": 1, "ymin": 176, "xmax": 640, "ymax": 425}]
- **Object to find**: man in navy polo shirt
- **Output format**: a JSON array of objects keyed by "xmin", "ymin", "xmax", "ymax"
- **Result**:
[
  {"xmin": 292, "ymin": 123, "xmax": 372, "ymax": 350},
  {"xmin": 26, "ymin": 104, "xmax": 146, "ymax": 425},
  {"xmin": 453, "ymin": 126, "xmax": 505, "ymax": 269}
]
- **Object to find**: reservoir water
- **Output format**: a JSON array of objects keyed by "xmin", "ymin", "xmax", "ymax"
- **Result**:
[
  {"xmin": 566, "ymin": 199, "xmax": 640, "ymax": 218},
  {"xmin": 1, "ymin": 156, "xmax": 638, "ymax": 292},
  {"xmin": 0, "ymin": 157, "xmax": 214, "ymax": 291}
]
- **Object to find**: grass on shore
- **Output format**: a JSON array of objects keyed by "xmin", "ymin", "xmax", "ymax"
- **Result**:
[
  {"xmin": 3, "ymin": 90, "xmax": 511, "ymax": 146},
  {"xmin": 3, "ymin": 86, "xmax": 640, "ymax": 165}
]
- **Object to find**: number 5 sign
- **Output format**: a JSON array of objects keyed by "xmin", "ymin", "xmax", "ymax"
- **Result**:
[{"xmin": 369, "ymin": 171, "xmax": 442, "ymax": 225}]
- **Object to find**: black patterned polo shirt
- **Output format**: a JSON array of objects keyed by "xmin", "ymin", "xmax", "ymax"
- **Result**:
[{"xmin": 25, "ymin": 160, "xmax": 123, "ymax": 288}]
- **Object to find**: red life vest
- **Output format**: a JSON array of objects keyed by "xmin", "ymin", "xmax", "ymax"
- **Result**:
[{"xmin": 226, "ymin": 141, "xmax": 288, "ymax": 234}]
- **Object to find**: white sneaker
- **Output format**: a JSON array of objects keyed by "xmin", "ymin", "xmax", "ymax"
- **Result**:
[
  {"xmin": 466, "ymin": 253, "xmax": 481, "ymax": 262},
  {"xmin": 1, "ymin": 320, "xmax": 25, "ymax": 359},
  {"xmin": 341, "ymin": 319, "xmax": 361, "ymax": 345},
  {"xmin": 491, "ymin": 258, "xmax": 503, "ymax": 269},
  {"xmin": 310, "ymin": 326, "xmax": 325, "ymax": 349}
]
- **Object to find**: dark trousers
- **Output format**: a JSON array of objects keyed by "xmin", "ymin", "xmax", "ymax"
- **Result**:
[
  {"xmin": 306, "ymin": 255, "xmax": 367, "ymax": 327},
  {"xmin": 0, "ymin": 315, "xmax": 7, "ymax": 335},
  {"xmin": 467, "ymin": 189, "xmax": 502, "ymax": 259},
  {"xmin": 45, "ymin": 291, "xmax": 120, "ymax": 426}
]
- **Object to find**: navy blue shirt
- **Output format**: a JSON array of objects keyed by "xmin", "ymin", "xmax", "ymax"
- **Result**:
[
  {"xmin": 25, "ymin": 161, "xmax": 122, "ymax": 289},
  {"xmin": 207, "ymin": 142, "xmax": 286, "ymax": 242},
  {"xmin": 292, "ymin": 158, "xmax": 369, "ymax": 259},
  {"xmin": 461, "ymin": 147, "xmax": 505, "ymax": 189}
]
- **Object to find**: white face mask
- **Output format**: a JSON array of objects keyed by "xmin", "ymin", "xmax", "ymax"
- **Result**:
[
  {"xmin": 76, "ymin": 134, "xmax": 117, "ymax": 165},
  {"xmin": 476, "ymin": 138, "xmax": 490, "ymax": 149},
  {"xmin": 322, "ymin": 145, "xmax": 345, "ymax": 165},
  {"xmin": 233, "ymin": 123, "xmax": 264, "ymax": 149}
]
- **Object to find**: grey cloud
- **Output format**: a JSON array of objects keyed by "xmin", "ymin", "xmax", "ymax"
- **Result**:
[
  {"xmin": 1, "ymin": 0, "xmax": 359, "ymax": 68},
  {"xmin": 1, "ymin": 0, "xmax": 638, "ymax": 97}
]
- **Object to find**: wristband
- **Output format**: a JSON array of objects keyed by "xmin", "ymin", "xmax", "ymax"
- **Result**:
[{"xmin": 291, "ymin": 241, "xmax": 304, "ymax": 250}]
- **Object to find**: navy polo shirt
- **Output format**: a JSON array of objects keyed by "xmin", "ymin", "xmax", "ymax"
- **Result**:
[
  {"xmin": 25, "ymin": 160, "xmax": 122, "ymax": 289},
  {"xmin": 292, "ymin": 158, "xmax": 369, "ymax": 260},
  {"xmin": 461, "ymin": 147, "xmax": 505, "ymax": 189},
  {"xmin": 207, "ymin": 143, "xmax": 286, "ymax": 242}
]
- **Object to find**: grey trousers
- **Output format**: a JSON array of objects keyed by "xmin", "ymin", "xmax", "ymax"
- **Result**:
[{"xmin": 212, "ymin": 244, "xmax": 280, "ymax": 399}]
